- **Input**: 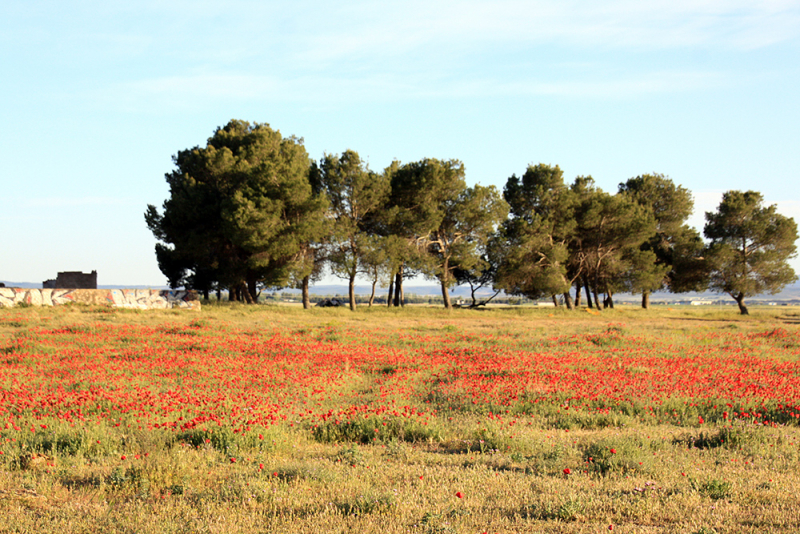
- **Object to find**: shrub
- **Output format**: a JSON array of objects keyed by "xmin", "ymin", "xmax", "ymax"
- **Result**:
[
  {"xmin": 694, "ymin": 478, "xmax": 732, "ymax": 500},
  {"xmin": 21, "ymin": 431, "xmax": 86, "ymax": 456},
  {"xmin": 333, "ymin": 494, "xmax": 396, "ymax": 516},
  {"xmin": 312, "ymin": 416, "xmax": 438, "ymax": 444},
  {"xmin": 174, "ymin": 428, "xmax": 235, "ymax": 452},
  {"xmin": 678, "ymin": 425, "xmax": 761, "ymax": 450}
]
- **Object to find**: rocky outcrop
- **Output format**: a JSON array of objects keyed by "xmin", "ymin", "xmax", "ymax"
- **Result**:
[{"xmin": 0, "ymin": 288, "xmax": 200, "ymax": 310}]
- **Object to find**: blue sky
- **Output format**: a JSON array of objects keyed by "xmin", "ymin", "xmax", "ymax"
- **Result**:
[{"xmin": 2, "ymin": 0, "xmax": 799, "ymax": 287}]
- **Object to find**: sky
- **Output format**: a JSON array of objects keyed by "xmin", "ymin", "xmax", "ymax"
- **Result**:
[{"xmin": 2, "ymin": 0, "xmax": 799, "ymax": 287}]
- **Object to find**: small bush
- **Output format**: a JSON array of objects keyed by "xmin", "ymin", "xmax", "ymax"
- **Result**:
[
  {"xmin": 694, "ymin": 478, "xmax": 732, "ymax": 500},
  {"xmin": 21, "ymin": 431, "xmax": 86, "ymax": 456},
  {"xmin": 312, "ymin": 416, "xmax": 438, "ymax": 444},
  {"xmin": 335, "ymin": 444, "xmax": 364, "ymax": 466},
  {"xmin": 520, "ymin": 499, "xmax": 584, "ymax": 521},
  {"xmin": 174, "ymin": 428, "xmax": 235, "ymax": 452},
  {"xmin": 333, "ymin": 494, "xmax": 396, "ymax": 516},
  {"xmin": 582, "ymin": 438, "xmax": 652, "ymax": 475},
  {"xmin": 549, "ymin": 412, "xmax": 631, "ymax": 430},
  {"xmin": 678, "ymin": 426, "xmax": 758, "ymax": 450}
]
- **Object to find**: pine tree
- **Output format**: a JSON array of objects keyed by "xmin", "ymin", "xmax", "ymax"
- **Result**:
[
  {"xmin": 704, "ymin": 190, "xmax": 798, "ymax": 314},
  {"xmin": 145, "ymin": 120, "xmax": 328, "ymax": 302}
]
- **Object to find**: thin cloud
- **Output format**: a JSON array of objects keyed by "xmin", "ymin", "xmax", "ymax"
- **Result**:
[
  {"xmin": 25, "ymin": 197, "xmax": 132, "ymax": 208},
  {"xmin": 290, "ymin": 0, "xmax": 800, "ymax": 66},
  {"xmin": 54, "ymin": 1, "xmax": 794, "ymax": 109},
  {"xmin": 17, "ymin": 2, "xmax": 795, "ymax": 67},
  {"xmin": 110, "ymin": 67, "xmax": 723, "ymax": 109}
]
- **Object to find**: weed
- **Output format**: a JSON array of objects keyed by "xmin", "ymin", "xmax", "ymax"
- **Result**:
[
  {"xmin": 312, "ymin": 416, "xmax": 438, "ymax": 444},
  {"xmin": 520, "ymin": 498, "xmax": 584, "ymax": 521},
  {"xmin": 174, "ymin": 428, "xmax": 236, "ymax": 452},
  {"xmin": 691, "ymin": 478, "xmax": 732, "ymax": 500},
  {"xmin": 678, "ymin": 425, "xmax": 759, "ymax": 450},
  {"xmin": 335, "ymin": 444, "xmax": 364, "ymax": 466},
  {"xmin": 334, "ymin": 494, "xmax": 396, "ymax": 516},
  {"xmin": 20, "ymin": 431, "xmax": 86, "ymax": 456}
]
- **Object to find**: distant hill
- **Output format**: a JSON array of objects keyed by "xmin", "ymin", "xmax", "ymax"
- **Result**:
[
  {"xmin": 639, "ymin": 282, "xmax": 800, "ymax": 302},
  {"xmin": 3, "ymin": 281, "xmax": 798, "ymax": 300},
  {"xmin": 281, "ymin": 282, "xmax": 800, "ymax": 301}
]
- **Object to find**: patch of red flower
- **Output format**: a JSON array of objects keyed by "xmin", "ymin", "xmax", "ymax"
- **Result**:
[{"xmin": 0, "ymin": 322, "xmax": 797, "ymax": 441}]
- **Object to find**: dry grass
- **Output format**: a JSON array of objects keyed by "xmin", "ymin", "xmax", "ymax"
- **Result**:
[{"xmin": 0, "ymin": 303, "xmax": 798, "ymax": 533}]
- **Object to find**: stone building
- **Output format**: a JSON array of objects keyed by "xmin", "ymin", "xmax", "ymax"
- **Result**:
[{"xmin": 42, "ymin": 271, "xmax": 98, "ymax": 289}]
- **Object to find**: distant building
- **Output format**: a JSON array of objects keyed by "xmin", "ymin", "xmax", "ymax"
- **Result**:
[{"xmin": 42, "ymin": 271, "xmax": 97, "ymax": 289}]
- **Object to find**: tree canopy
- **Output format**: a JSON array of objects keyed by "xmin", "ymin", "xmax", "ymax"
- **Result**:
[
  {"xmin": 146, "ymin": 120, "xmax": 798, "ymax": 312},
  {"xmin": 314, "ymin": 150, "xmax": 389, "ymax": 310},
  {"xmin": 704, "ymin": 190, "xmax": 798, "ymax": 314},
  {"xmin": 495, "ymin": 164, "xmax": 576, "ymax": 304},
  {"xmin": 618, "ymin": 173, "xmax": 703, "ymax": 308},
  {"xmin": 145, "ymin": 120, "xmax": 327, "ymax": 303}
]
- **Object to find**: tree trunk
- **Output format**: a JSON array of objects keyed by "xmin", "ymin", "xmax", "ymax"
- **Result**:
[
  {"xmin": 593, "ymin": 287, "xmax": 602, "ymax": 310},
  {"xmin": 387, "ymin": 275, "xmax": 395, "ymax": 307},
  {"xmin": 441, "ymin": 260, "xmax": 452, "ymax": 309},
  {"xmin": 441, "ymin": 280, "xmax": 452, "ymax": 309},
  {"xmin": 348, "ymin": 272, "xmax": 357, "ymax": 311},
  {"xmin": 247, "ymin": 278, "xmax": 258, "ymax": 304},
  {"xmin": 394, "ymin": 265, "xmax": 404, "ymax": 307},
  {"xmin": 216, "ymin": 288, "xmax": 221, "ymax": 301},
  {"xmin": 583, "ymin": 276, "xmax": 594, "ymax": 309},
  {"xmin": 229, "ymin": 286, "xmax": 238, "ymax": 302},
  {"xmin": 473, "ymin": 289, "xmax": 501, "ymax": 308},
  {"xmin": 302, "ymin": 276, "xmax": 311, "ymax": 309},
  {"xmin": 642, "ymin": 291, "xmax": 650, "ymax": 310},
  {"xmin": 605, "ymin": 291, "xmax": 614, "ymax": 309},
  {"xmin": 574, "ymin": 283, "xmax": 581, "ymax": 308},
  {"xmin": 734, "ymin": 293, "xmax": 749, "ymax": 315},
  {"xmin": 202, "ymin": 288, "xmax": 209, "ymax": 300},
  {"xmin": 241, "ymin": 282, "xmax": 255, "ymax": 304},
  {"xmin": 552, "ymin": 295, "xmax": 560, "ymax": 308},
  {"xmin": 563, "ymin": 292, "xmax": 574, "ymax": 310},
  {"xmin": 369, "ymin": 280, "xmax": 376, "ymax": 307}
]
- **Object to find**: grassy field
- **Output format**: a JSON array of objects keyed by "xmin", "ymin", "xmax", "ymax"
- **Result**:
[{"xmin": 0, "ymin": 303, "xmax": 799, "ymax": 533}]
